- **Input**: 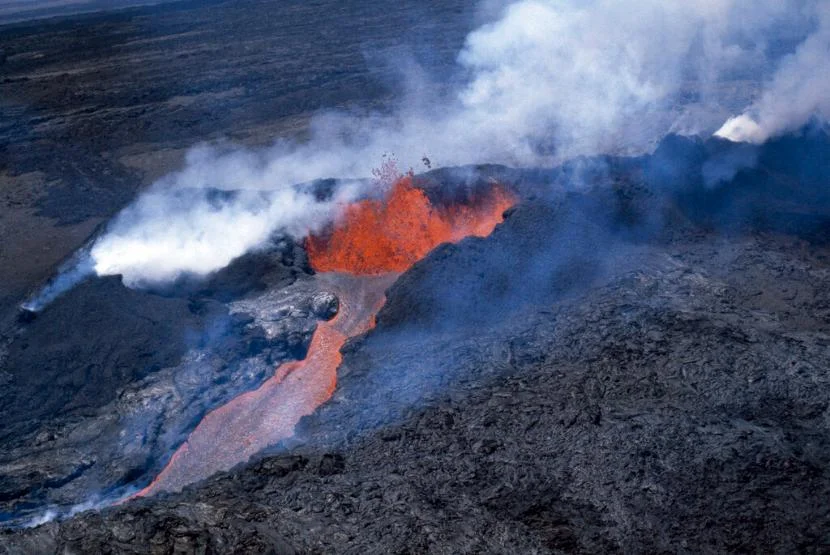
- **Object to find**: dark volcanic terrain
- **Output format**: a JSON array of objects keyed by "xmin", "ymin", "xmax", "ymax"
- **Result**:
[
  {"xmin": 3, "ymin": 1, "xmax": 830, "ymax": 554},
  {"xmin": 4, "ymin": 131, "xmax": 830, "ymax": 552},
  {"xmin": 0, "ymin": 2, "xmax": 176, "ymax": 26}
]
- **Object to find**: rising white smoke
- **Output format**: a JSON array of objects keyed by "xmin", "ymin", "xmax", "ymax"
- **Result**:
[
  {"xmin": 21, "ymin": 248, "xmax": 94, "ymax": 312},
  {"xmin": 26, "ymin": 0, "xmax": 830, "ymax": 307},
  {"xmin": 716, "ymin": 3, "xmax": 830, "ymax": 143},
  {"xmin": 90, "ymin": 167, "xmax": 363, "ymax": 287}
]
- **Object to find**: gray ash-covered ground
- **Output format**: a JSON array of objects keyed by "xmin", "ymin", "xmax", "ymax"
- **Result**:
[{"xmin": 3, "ymin": 132, "xmax": 830, "ymax": 552}]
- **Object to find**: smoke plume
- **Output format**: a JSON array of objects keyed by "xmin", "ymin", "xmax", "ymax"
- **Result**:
[
  {"xmin": 716, "ymin": 4, "xmax": 830, "ymax": 143},
  {"xmin": 22, "ymin": 248, "xmax": 94, "ymax": 312},
  {"xmin": 28, "ymin": 0, "xmax": 830, "ymax": 305},
  {"xmin": 89, "ymin": 163, "xmax": 364, "ymax": 286}
]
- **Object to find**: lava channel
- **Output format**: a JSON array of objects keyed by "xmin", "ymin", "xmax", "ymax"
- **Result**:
[{"xmin": 138, "ymin": 176, "xmax": 514, "ymax": 496}]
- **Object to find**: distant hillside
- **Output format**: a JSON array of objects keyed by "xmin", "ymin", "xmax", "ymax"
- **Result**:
[{"xmin": 0, "ymin": 0, "xmax": 174, "ymax": 25}]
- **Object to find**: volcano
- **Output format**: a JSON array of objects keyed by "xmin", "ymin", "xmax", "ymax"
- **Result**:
[
  {"xmin": 137, "ymin": 177, "xmax": 514, "ymax": 496},
  {"xmin": 4, "ymin": 0, "xmax": 830, "ymax": 552},
  {"xmin": 5, "ymin": 131, "xmax": 830, "ymax": 553}
]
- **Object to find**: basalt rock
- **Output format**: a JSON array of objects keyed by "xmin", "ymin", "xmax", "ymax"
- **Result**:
[{"xmin": 310, "ymin": 292, "xmax": 339, "ymax": 321}]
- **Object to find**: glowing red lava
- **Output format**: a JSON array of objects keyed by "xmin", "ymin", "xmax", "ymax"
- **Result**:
[
  {"xmin": 307, "ymin": 175, "xmax": 515, "ymax": 274},
  {"xmin": 138, "ymin": 177, "xmax": 514, "ymax": 496}
]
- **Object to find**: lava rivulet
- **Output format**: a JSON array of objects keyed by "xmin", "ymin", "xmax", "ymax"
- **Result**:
[
  {"xmin": 137, "ymin": 273, "xmax": 395, "ymax": 496},
  {"xmin": 139, "ymin": 178, "xmax": 514, "ymax": 496}
]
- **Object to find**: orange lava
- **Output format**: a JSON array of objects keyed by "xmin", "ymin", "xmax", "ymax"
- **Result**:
[
  {"xmin": 137, "ymin": 273, "xmax": 395, "ymax": 496},
  {"xmin": 138, "ymin": 178, "xmax": 514, "ymax": 496},
  {"xmin": 307, "ymin": 176, "xmax": 515, "ymax": 274}
]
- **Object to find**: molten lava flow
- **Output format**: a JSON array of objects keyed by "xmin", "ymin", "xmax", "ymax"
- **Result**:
[
  {"xmin": 137, "ymin": 273, "xmax": 394, "ymax": 496},
  {"xmin": 306, "ymin": 176, "xmax": 515, "ymax": 274},
  {"xmin": 138, "ymin": 178, "xmax": 514, "ymax": 496}
]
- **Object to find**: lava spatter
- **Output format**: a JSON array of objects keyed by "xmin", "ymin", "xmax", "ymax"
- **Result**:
[{"xmin": 306, "ymin": 176, "xmax": 515, "ymax": 274}]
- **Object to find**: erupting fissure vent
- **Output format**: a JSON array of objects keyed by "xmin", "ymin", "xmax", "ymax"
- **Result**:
[
  {"xmin": 138, "ymin": 177, "xmax": 514, "ymax": 496},
  {"xmin": 306, "ymin": 176, "xmax": 515, "ymax": 274}
]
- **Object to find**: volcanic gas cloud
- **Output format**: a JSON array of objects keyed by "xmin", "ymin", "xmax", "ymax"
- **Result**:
[{"xmin": 139, "ymin": 176, "xmax": 514, "ymax": 496}]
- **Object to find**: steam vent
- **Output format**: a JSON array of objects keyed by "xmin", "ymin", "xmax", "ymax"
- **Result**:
[{"xmin": 3, "ymin": 1, "xmax": 830, "ymax": 553}]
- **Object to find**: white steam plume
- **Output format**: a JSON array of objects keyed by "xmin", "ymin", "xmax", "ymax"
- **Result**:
[
  {"xmin": 90, "ymin": 173, "xmax": 363, "ymax": 287},
  {"xmin": 22, "ymin": 249, "xmax": 94, "ymax": 312},
  {"xmin": 28, "ymin": 0, "xmax": 830, "ymax": 306},
  {"xmin": 716, "ymin": 3, "xmax": 830, "ymax": 143}
]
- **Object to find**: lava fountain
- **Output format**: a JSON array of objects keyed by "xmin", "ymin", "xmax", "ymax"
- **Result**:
[{"xmin": 138, "ymin": 176, "xmax": 514, "ymax": 496}]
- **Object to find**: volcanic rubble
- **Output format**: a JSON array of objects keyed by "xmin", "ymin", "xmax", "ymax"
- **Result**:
[{"xmin": 3, "ymin": 132, "xmax": 830, "ymax": 552}]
